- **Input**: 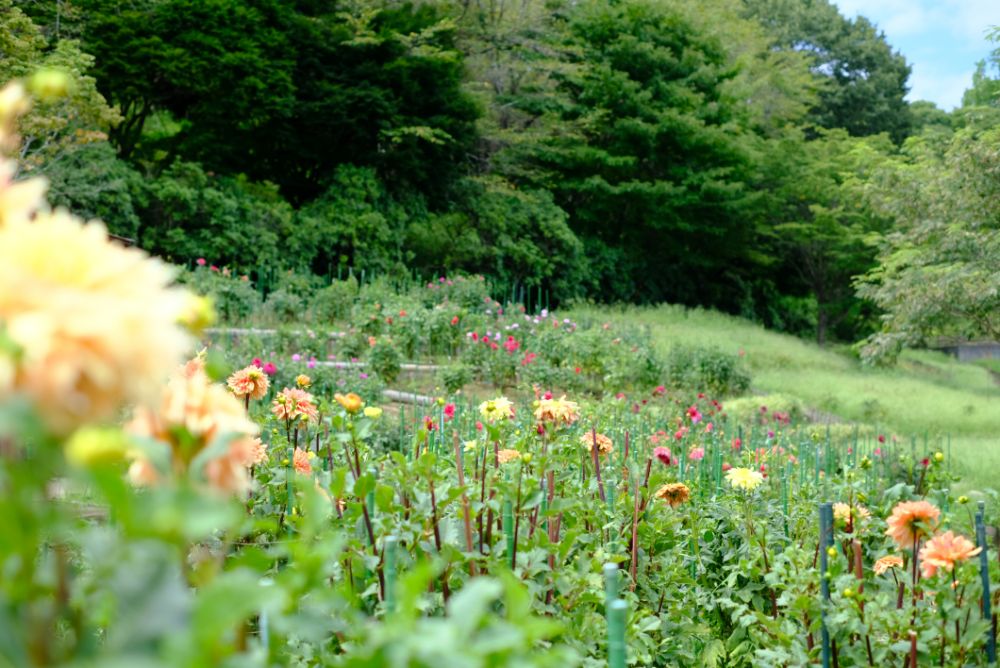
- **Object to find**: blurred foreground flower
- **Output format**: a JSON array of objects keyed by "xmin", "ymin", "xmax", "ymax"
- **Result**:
[
  {"xmin": 0, "ymin": 81, "xmax": 193, "ymax": 436},
  {"xmin": 126, "ymin": 360, "xmax": 259, "ymax": 494}
]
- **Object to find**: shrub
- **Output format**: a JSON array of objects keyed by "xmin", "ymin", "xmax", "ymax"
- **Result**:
[
  {"xmin": 369, "ymin": 338, "xmax": 402, "ymax": 384},
  {"xmin": 264, "ymin": 288, "xmax": 305, "ymax": 323},
  {"xmin": 439, "ymin": 364, "xmax": 473, "ymax": 394},
  {"xmin": 314, "ymin": 277, "xmax": 359, "ymax": 323},
  {"xmin": 665, "ymin": 345, "xmax": 751, "ymax": 397}
]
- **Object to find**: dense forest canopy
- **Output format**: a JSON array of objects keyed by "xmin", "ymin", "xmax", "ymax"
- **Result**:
[{"xmin": 6, "ymin": 0, "xmax": 1000, "ymax": 355}]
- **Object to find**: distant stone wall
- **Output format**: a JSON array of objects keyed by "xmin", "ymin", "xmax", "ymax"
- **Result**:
[{"xmin": 937, "ymin": 342, "xmax": 1000, "ymax": 362}]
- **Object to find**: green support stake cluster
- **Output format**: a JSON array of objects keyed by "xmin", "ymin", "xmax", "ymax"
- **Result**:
[
  {"xmin": 604, "ymin": 562, "xmax": 626, "ymax": 668},
  {"xmin": 976, "ymin": 502, "xmax": 996, "ymax": 665}
]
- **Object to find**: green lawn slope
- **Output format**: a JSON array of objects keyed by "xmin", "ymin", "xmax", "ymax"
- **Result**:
[{"xmin": 569, "ymin": 304, "xmax": 1000, "ymax": 492}]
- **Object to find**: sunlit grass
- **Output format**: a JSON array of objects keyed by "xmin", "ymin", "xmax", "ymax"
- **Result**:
[{"xmin": 569, "ymin": 304, "xmax": 1000, "ymax": 490}]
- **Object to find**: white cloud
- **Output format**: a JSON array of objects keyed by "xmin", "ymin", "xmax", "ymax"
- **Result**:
[
  {"xmin": 908, "ymin": 66, "xmax": 974, "ymax": 109},
  {"xmin": 831, "ymin": 0, "xmax": 999, "ymax": 108}
]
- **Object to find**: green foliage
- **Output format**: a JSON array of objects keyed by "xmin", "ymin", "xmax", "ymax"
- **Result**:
[
  {"xmin": 294, "ymin": 165, "xmax": 407, "ymax": 276},
  {"xmin": 369, "ymin": 337, "xmax": 402, "ymax": 384},
  {"xmin": 314, "ymin": 277, "xmax": 360, "ymax": 324},
  {"xmin": 408, "ymin": 177, "xmax": 586, "ymax": 302},
  {"xmin": 264, "ymin": 288, "xmax": 305, "ymax": 323},
  {"xmin": 743, "ymin": 0, "xmax": 913, "ymax": 142},
  {"xmin": 665, "ymin": 344, "xmax": 751, "ymax": 396},
  {"xmin": 501, "ymin": 0, "xmax": 762, "ymax": 305},
  {"xmin": 857, "ymin": 127, "xmax": 1000, "ymax": 363},
  {"xmin": 180, "ymin": 266, "xmax": 262, "ymax": 322},
  {"xmin": 439, "ymin": 364, "xmax": 473, "ymax": 394},
  {"xmin": 137, "ymin": 161, "xmax": 293, "ymax": 270}
]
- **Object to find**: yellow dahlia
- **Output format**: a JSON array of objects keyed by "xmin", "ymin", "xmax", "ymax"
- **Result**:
[
  {"xmin": 533, "ymin": 396, "xmax": 579, "ymax": 426},
  {"xmin": 726, "ymin": 467, "xmax": 764, "ymax": 492},
  {"xmin": 832, "ymin": 502, "xmax": 871, "ymax": 530},
  {"xmin": 0, "ymin": 210, "xmax": 193, "ymax": 435},
  {"xmin": 479, "ymin": 396, "xmax": 515, "ymax": 422}
]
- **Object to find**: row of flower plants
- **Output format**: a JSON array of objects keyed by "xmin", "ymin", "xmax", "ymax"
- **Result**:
[
  {"xmin": 193, "ymin": 264, "xmax": 742, "ymax": 397},
  {"xmin": 1, "ymin": 78, "xmax": 997, "ymax": 667}
]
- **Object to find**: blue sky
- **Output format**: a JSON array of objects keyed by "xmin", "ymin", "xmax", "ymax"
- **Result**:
[{"xmin": 832, "ymin": 0, "xmax": 1000, "ymax": 109}]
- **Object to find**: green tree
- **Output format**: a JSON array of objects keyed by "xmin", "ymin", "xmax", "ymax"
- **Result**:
[
  {"xmin": 407, "ymin": 176, "xmax": 586, "ymax": 301},
  {"xmin": 743, "ymin": 0, "xmax": 912, "ymax": 142},
  {"xmin": 499, "ymin": 0, "xmax": 763, "ymax": 306},
  {"xmin": 765, "ymin": 130, "xmax": 893, "ymax": 344},
  {"xmin": 1, "ymin": 0, "xmax": 120, "ymax": 177},
  {"xmin": 136, "ymin": 161, "xmax": 294, "ymax": 271},
  {"xmin": 69, "ymin": 0, "xmax": 478, "ymax": 203},
  {"xmin": 856, "ymin": 127, "xmax": 1000, "ymax": 362}
]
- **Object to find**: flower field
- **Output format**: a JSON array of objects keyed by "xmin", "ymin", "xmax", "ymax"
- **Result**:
[{"xmin": 3, "ymin": 81, "xmax": 1000, "ymax": 668}]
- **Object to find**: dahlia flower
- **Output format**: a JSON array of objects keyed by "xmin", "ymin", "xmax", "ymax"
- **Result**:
[
  {"xmin": 918, "ymin": 531, "xmax": 981, "ymax": 579},
  {"xmin": 885, "ymin": 500, "xmax": 940, "ymax": 550}
]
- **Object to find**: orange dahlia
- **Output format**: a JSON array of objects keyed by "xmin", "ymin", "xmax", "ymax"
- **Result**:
[
  {"xmin": 497, "ymin": 448, "xmax": 521, "ymax": 464},
  {"xmin": 655, "ymin": 482, "xmax": 691, "ymax": 508},
  {"xmin": 335, "ymin": 392, "xmax": 364, "ymax": 414},
  {"xmin": 227, "ymin": 365, "xmax": 270, "ymax": 400},
  {"xmin": 885, "ymin": 500, "xmax": 940, "ymax": 550},
  {"xmin": 918, "ymin": 531, "xmax": 981, "ymax": 579},
  {"xmin": 873, "ymin": 555, "xmax": 904, "ymax": 575},
  {"xmin": 293, "ymin": 447, "xmax": 314, "ymax": 475},
  {"xmin": 581, "ymin": 432, "xmax": 614, "ymax": 456}
]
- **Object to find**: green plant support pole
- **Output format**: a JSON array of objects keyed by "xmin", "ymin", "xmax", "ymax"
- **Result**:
[
  {"xmin": 503, "ymin": 499, "xmax": 515, "ymax": 569},
  {"xmin": 976, "ymin": 502, "xmax": 997, "ymax": 665},
  {"xmin": 366, "ymin": 466, "xmax": 377, "ymax": 537},
  {"xmin": 782, "ymin": 464, "xmax": 790, "ymax": 539},
  {"xmin": 285, "ymin": 454, "xmax": 294, "ymax": 536},
  {"xmin": 384, "ymin": 535, "xmax": 398, "ymax": 614},
  {"xmin": 814, "ymin": 443, "xmax": 820, "ymax": 486},
  {"xmin": 819, "ymin": 502, "xmax": 834, "ymax": 668},
  {"xmin": 607, "ymin": 598, "xmax": 627, "ymax": 668},
  {"xmin": 603, "ymin": 562, "xmax": 620, "ymax": 611}
]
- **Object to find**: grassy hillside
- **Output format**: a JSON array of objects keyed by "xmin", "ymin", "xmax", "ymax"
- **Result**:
[{"xmin": 569, "ymin": 304, "xmax": 1000, "ymax": 492}]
